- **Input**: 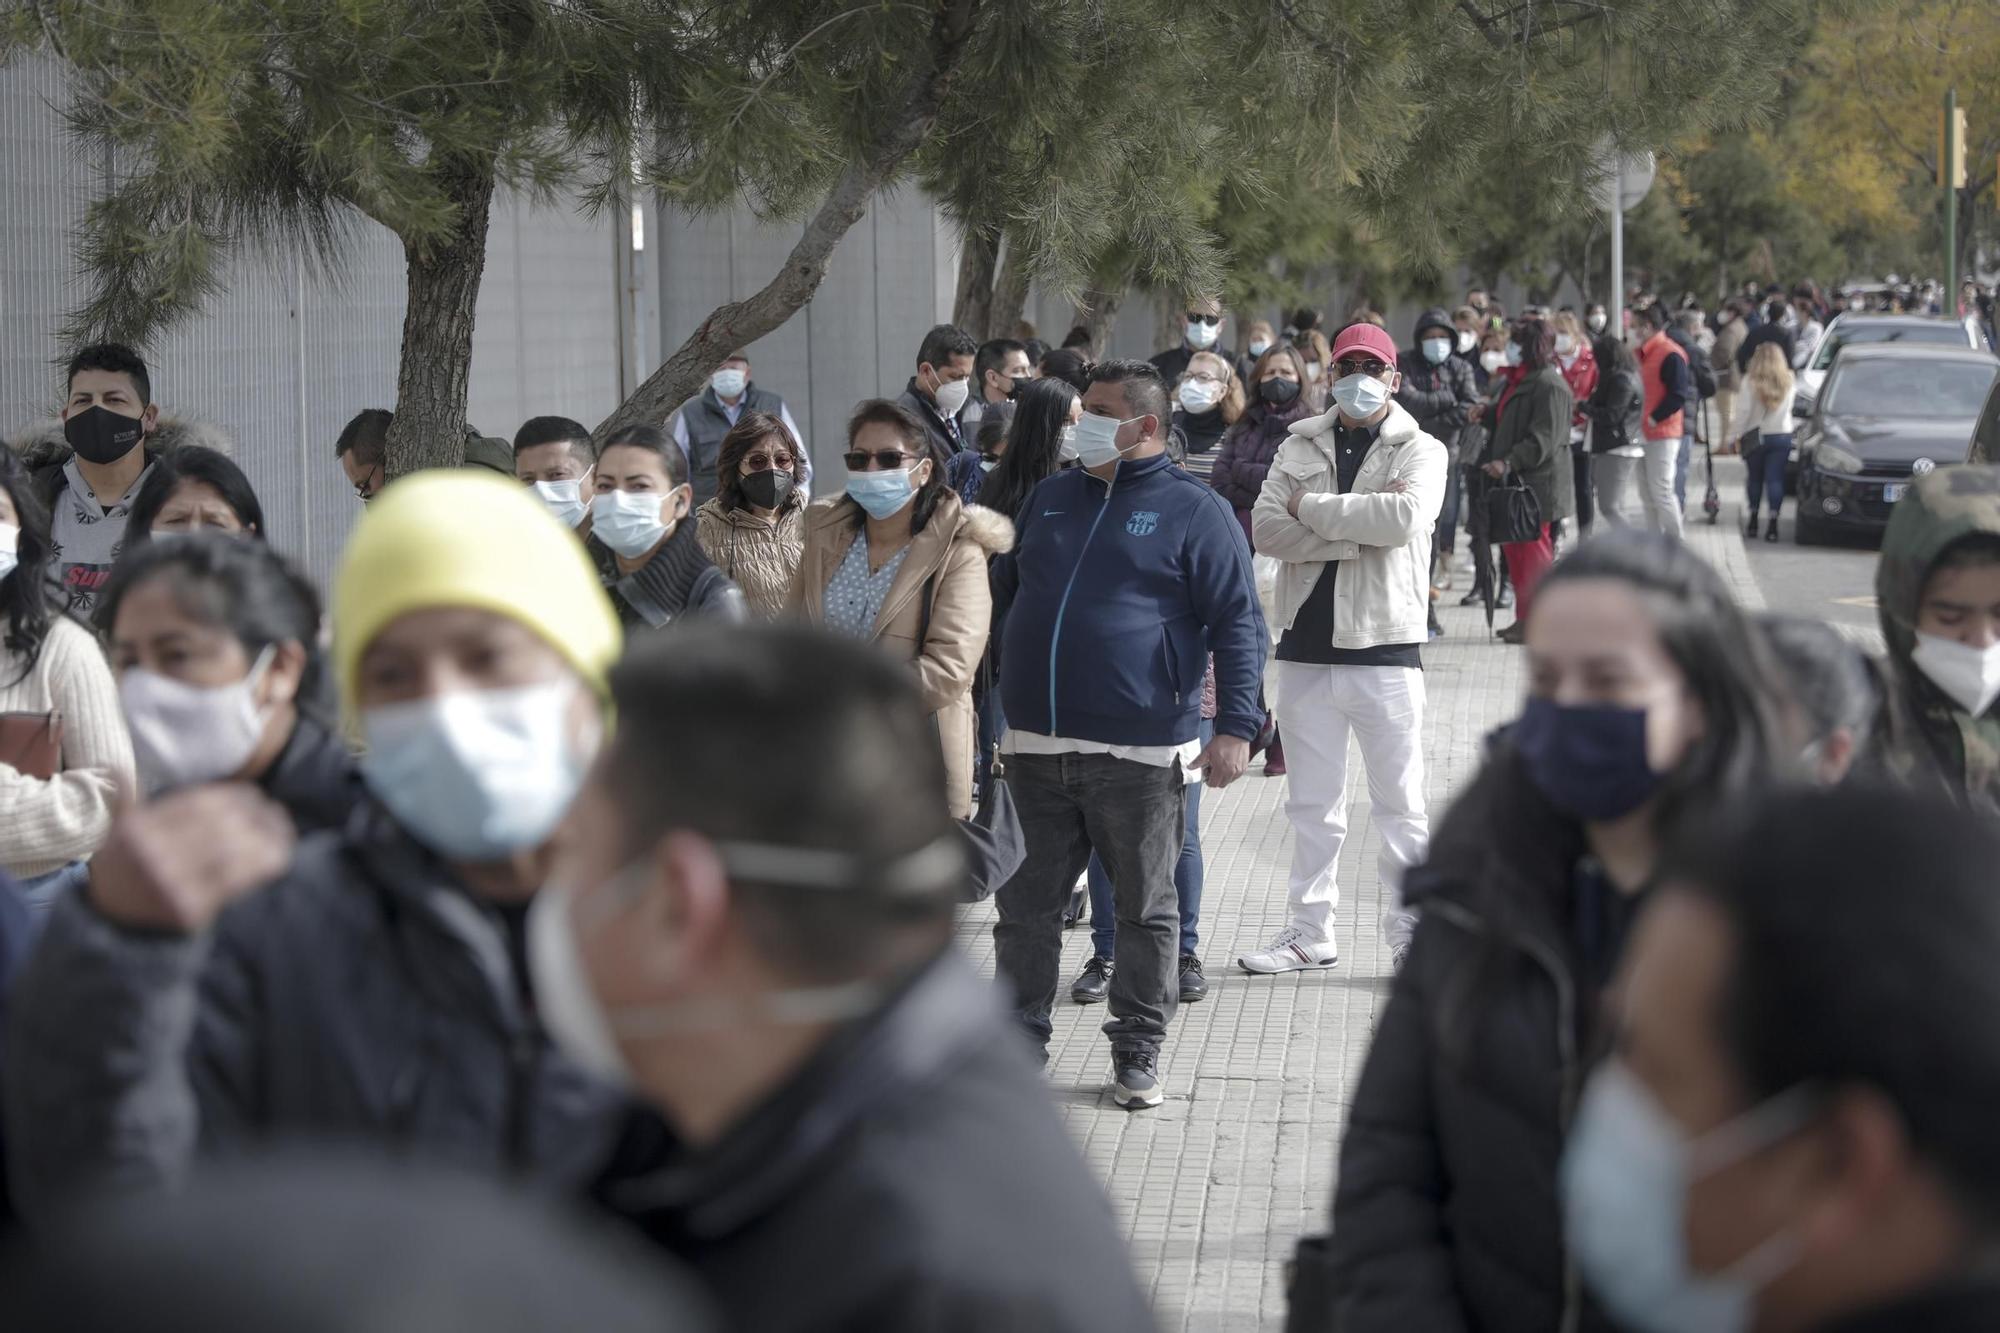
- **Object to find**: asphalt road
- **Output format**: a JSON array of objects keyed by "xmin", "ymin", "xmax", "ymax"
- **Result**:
[{"xmin": 1705, "ymin": 453, "xmax": 1884, "ymax": 639}]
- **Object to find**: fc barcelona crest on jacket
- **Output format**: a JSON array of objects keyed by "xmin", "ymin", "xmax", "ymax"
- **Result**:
[{"xmin": 1125, "ymin": 510, "xmax": 1159, "ymax": 537}]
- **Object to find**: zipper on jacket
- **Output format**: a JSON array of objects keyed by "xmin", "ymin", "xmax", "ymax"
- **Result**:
[{"xmin": 1046, "ymin": 472, "xmax": 1116, "ymax": 734}]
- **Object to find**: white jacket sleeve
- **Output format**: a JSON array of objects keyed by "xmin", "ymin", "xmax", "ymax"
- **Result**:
[
  {"xmin": 1294, "ymin": 439, "xmax": 1448, "ymax": 548},
  {"xmin": 1252, "ymin": 457, "xmax": 1352, "ymax": 564}
]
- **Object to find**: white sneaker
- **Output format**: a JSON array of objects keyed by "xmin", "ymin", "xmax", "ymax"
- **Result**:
[{"xmin": 1238, "ymin": 926, "xmax": 1339, "ymax": 975}]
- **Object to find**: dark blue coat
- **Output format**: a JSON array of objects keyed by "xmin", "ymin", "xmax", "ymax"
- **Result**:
[{"xmin": 992, "ymin": 451, "xmax": 1264, "ymax": 747}]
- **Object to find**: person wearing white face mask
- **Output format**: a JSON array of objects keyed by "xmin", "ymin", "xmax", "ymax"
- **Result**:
[
  {"xmin": 513, "ymin": 414, "xmax": 597, "ymax": 531},
  {"xmin": 1866, "ymin": 466, "xmax": 2000, "ymax": 814},
  {"xmin": 588, "ymin": 425, "xmax": 744, "ymax": 628},
  {"xmin": 4, "ymin": 471, "xmax": 631, "ymax": 1215},
  {"xmin": 100, "ymin": 535, "xmax": 354, "ymax": 832},
  {"xmin": 668, "ymin": 351, "xmax": 811, "ymax": 506},
  {"xmin": 1395, "ymin": 308, "xmax": 1481, "ymax": 629},
  {"xmin": 1169, "ymin": 350, "xmax": 1243, "ymax": 486},
  {"xmin": 1151, "ymin": 295, "xmax": 1235, "ymax": 390},
  {"xmin": 530, "ymin": 623, "xmax": 1153, "ymax": 1330},
  {"xmin": 1564, "ymin": 787, "xmax": 2000, "ymax": 1333},
  {"xmin": 0, "ymin": 451, "xmax": 134, "ymax": 913},
  {"xmin": 1242, "ymin": 321, "xmax": 1446, "ymax": 977},
  {"xmin": 894, "ymin": 322, "xmax": 979, "ymax": 457}
]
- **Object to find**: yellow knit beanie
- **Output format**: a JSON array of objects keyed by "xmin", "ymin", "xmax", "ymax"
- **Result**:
[{"xmin": 332, "ymin": 469, "xmax": 621, "ymax": 717}]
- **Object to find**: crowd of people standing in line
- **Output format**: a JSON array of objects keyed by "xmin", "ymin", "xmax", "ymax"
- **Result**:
[{"xmin": 0, "ymin": 290, "xmax": 1997, "ymax": 1333}]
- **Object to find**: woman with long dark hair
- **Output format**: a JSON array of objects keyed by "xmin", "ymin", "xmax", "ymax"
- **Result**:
[
  {"xmin": 693, "ymin": 409, "xmax": 807, "ymax": 619},
  {"xmin": 1584, "ymin": 334, "xmax": 1646, "ymax": 529},
  {"xmin": 787, "ymin": 400, "xmax": 1013, "ymax": 818},
  {"xmin": 1480, "ymin": 316, "xmax": 1575, "ymax": 642},
  {"xmin": 98, "ymin": 534, "xmax": 354, "ymax": 834},
  {"xmin": 0, "ymin": 448, "xmax": 134, "ymax": 910},
  {"xmin": 979, "ymin": 377, "xmax": 1080, "ymax": 523},
  {"xmin": 1300, "ymin": 530, "xmax": 1790, "ymax": 1333},
  {"xmin": 589, "ymin": 425, "xmax": 744, "ymax": 626}
]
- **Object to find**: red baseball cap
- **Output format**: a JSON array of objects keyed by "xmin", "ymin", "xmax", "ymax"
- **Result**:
[{"xmin": 1330, "ymin": 323, "xmax": 1399, "ymax": 368}]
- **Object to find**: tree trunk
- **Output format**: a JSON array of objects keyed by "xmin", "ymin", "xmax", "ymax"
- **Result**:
[
  {"xmin": 952, "ymin": 223, "xmax": 1000, "ymax": 335},
  {"xmin": 386, "ymin": 165, "xmax": 496, "ymax": 477},
  {"xmin": 988, "ymin": 228, "xmax": 1032, "ymax": 340},
  {"xmin": 600, "ymin": 0, "xmax": 983, "ymax": 438},
  {"xmin": 1078, "ymin": 286, "xmax": 1123, "ymax": 357}
]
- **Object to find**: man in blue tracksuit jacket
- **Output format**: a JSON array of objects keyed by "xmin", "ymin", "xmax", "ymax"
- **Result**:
[{"xmin": 990, "ymin": 358, "xmax": 1265, "ymax": 1110}]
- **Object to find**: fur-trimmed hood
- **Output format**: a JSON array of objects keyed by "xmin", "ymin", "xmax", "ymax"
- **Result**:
[
  {"xmin": 10, "ymin": 416, "xmax": 236, "ymax": 474},
  {"xmin": 954, "ymin": 501, "xmax": 1016, "ymax": 557}
]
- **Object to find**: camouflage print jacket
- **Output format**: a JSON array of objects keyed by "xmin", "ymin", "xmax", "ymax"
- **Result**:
[{"xmin": 1867, "ymin": 465, "xmax": 2000, "ymax": 815}]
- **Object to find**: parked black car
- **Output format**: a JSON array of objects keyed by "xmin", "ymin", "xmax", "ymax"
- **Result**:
[
  {"xmin": 1794, "ymin": 342, "xmax": 1998, "ymax": 544},
  {"xmin": 1793, "ymin": 313, "xmax": 1982, "ymax": 416}
]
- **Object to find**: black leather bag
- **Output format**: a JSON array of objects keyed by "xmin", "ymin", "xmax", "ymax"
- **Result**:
[{"xmin": 1484, "ymin": 474, "xmax": 1544, "ymax": 545}]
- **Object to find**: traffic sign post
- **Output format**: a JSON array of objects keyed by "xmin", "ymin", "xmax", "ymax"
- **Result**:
[
  {"xmin": 1594, "ymin": 143, "xmax": 1656, "ymax": 336},
  {"xmin": 1940, "ymin": 89, "xmax": 1965, "ymax": 307}
]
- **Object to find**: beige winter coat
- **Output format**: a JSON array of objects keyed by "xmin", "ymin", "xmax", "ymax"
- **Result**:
[
  {"xmin": 696, "ymin": 497, "xmax": 805, "ymax": 620},
  {"xmin": 787, "ymin": 492, "xmax": 1014, "ymax": 818}
]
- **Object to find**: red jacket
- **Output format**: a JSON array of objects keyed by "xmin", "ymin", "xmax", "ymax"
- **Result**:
[{"xmin": 1559, "ymin": 346, "xmax": 1598, "ymax": 430}]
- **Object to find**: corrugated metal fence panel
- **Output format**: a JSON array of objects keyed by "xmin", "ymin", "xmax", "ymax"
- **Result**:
[
  {"xmin": 0, "ymin": 54, "xmax": 89, "ymax": 435},
  {"xmin": 655, "ymin": 191, "xmax": 953, "ymax": 485}
]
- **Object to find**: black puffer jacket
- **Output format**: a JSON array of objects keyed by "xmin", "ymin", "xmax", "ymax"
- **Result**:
[
  {"xmin": 256, "ymin": 714, "xmax": 362, "ymax": 836},
  {"xmin": 1297, "ymin": 747, "xmax": 1620, "ymax": 1333},
  {"xmin": 5, "ymin": 803, "xmax": 628, "ymax": 1219},
  {"xmin": 1585, "ymin": 365, "xmax": 1644, "ymax": 454},
  {"xmin": 1395, "ymin": 308, "xmax": 1480, "ymax": 446}
]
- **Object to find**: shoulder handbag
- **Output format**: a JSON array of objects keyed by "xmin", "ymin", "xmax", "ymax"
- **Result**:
[
  {"xmin": 915, "ymin": 572, "xmax": 1024, "ymax": 902},
  {"xmin": 0, "ymin": 710, "xmax": 63, "ymax": 781},
  {"xmin": 1484, "ymin": 473, "xmax": 1544, "ymax": 546}
]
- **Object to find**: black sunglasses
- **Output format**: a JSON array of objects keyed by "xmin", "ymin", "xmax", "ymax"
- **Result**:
[
  {"xmin": 844, "ymin": 449, "xmax": 921, "ymax": 471},
  {"xmin": 1334, "ymin": 358, "xmax": 1394, "ymax": 377},
  {"xmin": 1186, "ymin": 312, "xmax": 1222, "ymax": 326}
]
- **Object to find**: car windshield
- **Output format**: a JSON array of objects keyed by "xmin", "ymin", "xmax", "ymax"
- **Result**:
[
  {"xmin": 1825, "ymin": 359, "xmax": 1997, "ymax": 419},
  {"xmin": 1813, "ymin": 322, "xmax": 1968, "ymax": 371}
]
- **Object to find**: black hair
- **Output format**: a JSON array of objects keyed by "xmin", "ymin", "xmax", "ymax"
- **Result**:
[
  {"xmin": 513, "ymin": 416, "xmax": 596, "ymax": 465},
  {"xmin": 1631, "ymin": 302, "xmax": 1667, "ymax": 332},
  {"xmin": 1512, "ymin": 316, "xmax": 1555, "ymax": 371},
  {"xmin": 1765, "ymin": 299, "xmax": 1789, "ymax": 324},
  {"xmin": 1038, "ymin": 347, "xmax": 1092, "ymax": 392},
  {"xmin": 980, "ymin": 378, "xmax": 1078, "ymax": 523},
  {"xmin": 96, "ymin": 534, "xmax": 332, "ymax": 726},
  {"xmin": 1060, "ymin": 325, "xmax": 1093, "ymax": 351},
  {"xmin": 0, "ymin": 447, "xmax": 54, "ymax": 686},
  {"xmin": 66, "ymin": 342, "xmax": 152, "ymax": 406},
  {"xmin": 974, "ymin": 402, "xmax": 1015, "ymax": 456},
  {"xmin": 1756, "ymin": 613, "xmax": 1878, "ymax": 749},
  {"xmin": 1086, "ymin": 358, "xmax": 1170, "ymax": 432},
  {"xmin": 335, "ymin": 409, "xmax": 392, "ymax": 465},
  {"xmin": 604, "ymin": 623, "xmax": 962, "ymax": 983},
  {"xmin": 1664, "ymin": 788, "xmax": 2000, "ymax": 1228},
  {"xmin": 1290, "ymin": 307, "xmax": 1321, "ymax": 335},
  {"xmin": 1022, "ymin": 337, "xmax": 1049, "ymax": 365},
  {"xmin": 916, "ymin": 323, "xmax": 977, "ymax": 372},
  {"xmin": 713, "ymin": 409, "xmax": 804, "ymax": 515},
  {"xmin": 125, "ymin": 446, "xmax": 266, "ymax": 544},
  {"xmin": 1592, "ymin": 334, "xmax": 1636, "ymax": 377},
  {"xmin": 844, "ymin": 400, "xmax": 948, "ymax": 534},
  {"xmin": 974, "ymin": 339, "xmax": 1028, "ymax": 393},
  {"xmin": 601, "ymin": 424, "xmax": 688, "ymax": 489},
  {"xmin": 1929, "ymin": 531, "xmax": 2000, "ymax": 576}
]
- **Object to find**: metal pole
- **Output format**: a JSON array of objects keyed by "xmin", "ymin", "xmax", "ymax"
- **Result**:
[
  {"xmin": 1610, "ymin": 178, "xmax": 1624, "ymax": 337},
  {"xmin": 1944, "ymin": 88, "xmax": 1959, "ymax": 311}
]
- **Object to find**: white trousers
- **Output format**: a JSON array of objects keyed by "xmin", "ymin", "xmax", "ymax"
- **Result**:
[
  {"xmin": 1274, "ymin": 662, "xmax": 1430, "ymax": 945},
  {"xmin": 1592, "ymin": 453, "xmax": 1647, "ymax": 529},
  {"xmin": 1640, "ymin": 436, "xmax": 1685, "ymax": 539}
]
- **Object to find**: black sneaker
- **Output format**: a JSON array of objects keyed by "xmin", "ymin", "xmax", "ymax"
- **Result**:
[
  {"xmin": 1070, "ymin": 955, "xmax": 1113, "ymax": 1004},
  {"xmin": 1112, "ymin": 1050, "xmax": 1163, "ymax": 1110},
  {"xmin": 1178, "ymin": 954, "xmax": 1208, "ymax": 1002}
]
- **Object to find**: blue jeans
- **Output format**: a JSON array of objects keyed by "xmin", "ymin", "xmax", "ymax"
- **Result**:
[
  {"xmin": 16, "ymin": 860, "xmax": 88, "ymax": 920},
  {"xmin": 1087, "ymin": 718, "xmax": 1211, "ymax": 959},
  {"xmin": 1674, "ymin": 432, "xmax": 1693, "ymax": 508},
  {"xmin": 1746, "ymin": 434, "xmax": 1793, "ymax": 515}
]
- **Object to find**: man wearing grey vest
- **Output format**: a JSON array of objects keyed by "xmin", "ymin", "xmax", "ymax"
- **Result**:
[{"xmin": 668, "ymin": 352, "xmax": 811, "ymax": 506}]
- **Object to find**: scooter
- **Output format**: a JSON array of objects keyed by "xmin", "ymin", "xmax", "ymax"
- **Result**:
[{"xmin": 1700, "ymin": 399, "xmax": 1722, "ymax": 525}]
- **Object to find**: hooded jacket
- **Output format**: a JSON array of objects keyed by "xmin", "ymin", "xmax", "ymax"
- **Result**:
[
  {"xmin": 790, "ymin": 492, "xmax": 1013, "ymax": 818},
  {"xmin": 1395, "ymin": 308, "xmax": 1480, "ymax": 445},
  {"xmin": 1867, "ymin": 465, "xmax": 2000, "ymax": 813},
  {"xmin": 1251, "ymin": 400, "xmax": 1447, "ymax": 651},
  {"xmin": 5, "ymin": 803, "xmax": 629, "ymax": 1220},
  {"xmin": 992, "ymin": 451, "xmax": 1266, "ymax": 747}
]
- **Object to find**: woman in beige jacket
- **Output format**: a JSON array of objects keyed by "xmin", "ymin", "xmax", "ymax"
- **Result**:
[
  {"xmin": 694, "ymin": 409, "xmax": 807, "ymax": 619},
  {"xmin": 788, "ymin": 400, "xmax": 1013, "ymax": 817}
]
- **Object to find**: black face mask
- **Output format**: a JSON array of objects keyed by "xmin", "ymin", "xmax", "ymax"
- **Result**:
[
  {"xmin": 1006, "ymin": 377, "xmax": 1027, "ymax": 400},
  {"xmin": 64, "ymin": 404, "xmax": 146, "ymax": 466},
  {"xmin": 740, "ymin": 469, "xmax": 795, "ymax": 511},
  {"xmin": 1258, "ymin": 378, "xmax": 1302, "ymax": 408}
]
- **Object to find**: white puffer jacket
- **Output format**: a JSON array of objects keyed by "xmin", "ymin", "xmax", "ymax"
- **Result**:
[{"xmin": 1250, "ymin": 400, "xmax": 1448, "ymax": 652}]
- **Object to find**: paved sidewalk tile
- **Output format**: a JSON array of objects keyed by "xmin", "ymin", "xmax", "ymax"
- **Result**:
[{"xmin": 953, "ymin": 517, "xmax": 1760, "ymax": 1330}]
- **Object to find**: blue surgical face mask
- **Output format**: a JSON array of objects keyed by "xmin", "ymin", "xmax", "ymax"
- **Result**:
[
  {"xmin": 361, "ymin": 679, "xmax": 597, "ymax": 862},
  {"xmin": 1503, "ymin": 341, "xmax": 1525, "ymax": 367},
  {"xmin": 1422, "ymin": 337, "xmax": 1452, "ymax": 365},
  {"xmin": 1512, "ymin": 695, "xmax": 1664, "ymax": 822},
  {"xmin": 1331, "ymin": 372, "xmax": 1391, "ymax": 421},
  {"xmin": 1248, "ymin": 338, "xmax": 1271, "ymax": 358},
  {"xmin": 1563, "ymin": 1060, "xmax": 1812, "ymax": 1333},
  {"xmin": 846, "ymin": 467, "xmax": 918, "ymax": 519}
]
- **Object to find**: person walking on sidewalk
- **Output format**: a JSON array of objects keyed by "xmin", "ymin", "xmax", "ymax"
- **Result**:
[
  {"xmin": 1585, "ymin": 334, "xmax": 1647, "ymax": 529},
  {"xmin": 1632, "ymin": 303, "xmax": 1691, "ymax": 539},
  {"xmin": 1480, "ymin": 317, "xmax": 1574, "ymax": 644},
  {"xmin": 1239, "ymin": 322, "xmax": 1446, "ymax": 976},
  {"xmin": 1732, "ymin": 341, "xmax": 1797, "ymax": 542},
  {"xmin": 991, "ymin": 359, "xmax": 1265, "ymax": 1111}
]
